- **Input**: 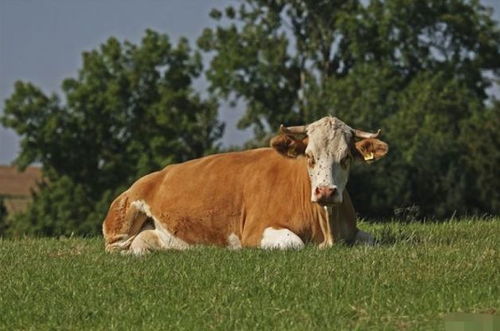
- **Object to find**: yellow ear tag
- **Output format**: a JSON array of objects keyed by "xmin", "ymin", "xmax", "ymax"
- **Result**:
[{"xmin": 364, "ymin": 152, "xmax": 374, "ymax": 161}]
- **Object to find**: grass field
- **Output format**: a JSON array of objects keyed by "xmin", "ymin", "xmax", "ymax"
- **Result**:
[{"xmin": 0, "ymin": 219, "xmax": 499, "ymax": 330}]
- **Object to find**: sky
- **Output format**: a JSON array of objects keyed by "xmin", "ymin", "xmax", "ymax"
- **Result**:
[{"xmin": 1, "ymin": 0, "xmax": 499, "ymax": 165}]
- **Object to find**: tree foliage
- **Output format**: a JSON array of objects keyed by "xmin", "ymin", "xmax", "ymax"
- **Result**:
[
  {"xmin": 199, "ymin": 0, "xmax": 500, "ymax": 217},
  {"xmin": 1, "ymin": 30, "xmax": 224, "ymax": 236}
]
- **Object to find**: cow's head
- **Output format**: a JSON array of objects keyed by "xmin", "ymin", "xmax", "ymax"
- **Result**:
[{"xmin": 270, "ymin": 116, "xmax": 388, "ymax": 205}]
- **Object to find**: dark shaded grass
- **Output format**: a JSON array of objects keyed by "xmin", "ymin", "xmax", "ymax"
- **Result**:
[{"xmin": 0, "ymin": 219, "xmax": 499, "ymax": 330}]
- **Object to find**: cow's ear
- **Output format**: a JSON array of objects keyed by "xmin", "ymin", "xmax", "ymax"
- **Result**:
[
  {"xmin": 270, "ymin": 134, "xmax": 308, "ymax": 158},
  {"xmin": 354, "ymin": 138, "xmax": 388, "ymax": 163}
]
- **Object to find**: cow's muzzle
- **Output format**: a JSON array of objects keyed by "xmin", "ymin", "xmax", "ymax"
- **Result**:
[{"xmin": 314, "ymin": 186, "xmax": 339, "ymax": 204}]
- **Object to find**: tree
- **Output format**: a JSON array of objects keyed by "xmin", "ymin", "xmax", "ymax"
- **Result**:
[
  {"xmin": 355, "ymin": 73, "xmax": 486, "ymax": 217},
  {"xmin": 199, "ymin": 0, "xmax": 499, "ymax": 130},
  {"xmin": 199, "ymin": 0, "xmax": 500, "ymax": 217},
  {"xmin": 459, "ymin": 100, "xmax": 500, "ymax": 213},
  {"xmin": 1, "ymin": 30, "xmax": 224, "ymax": 236}
]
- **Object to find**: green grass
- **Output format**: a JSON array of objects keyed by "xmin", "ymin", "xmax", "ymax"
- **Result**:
[{"xmin": 0, "ymin": 219, "xmax": 499, "ymax": 330}]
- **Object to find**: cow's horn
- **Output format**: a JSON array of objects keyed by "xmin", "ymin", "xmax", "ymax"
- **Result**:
[
  {"xmin": 280, "ymin": 124, "xmax": 307, "ymax": 135},
  {"xmin": 354, "ymin": 129, "xmax": 381, "ymax": 139}
]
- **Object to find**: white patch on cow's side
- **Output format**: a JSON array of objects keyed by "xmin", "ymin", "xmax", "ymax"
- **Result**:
[
  {"xmin": 260, "ymin": 227, "xmax": 304, "ymax": 250},
  {"xmin": 355, "ymin": 230, "xmax": 375, "ymax": 246},
  {"xmin": 130, "ymin": 200, "xmax": 190, "ymax": 254},
  {"xmin": 227, "ymin": 233, "xmax": 242, "ymax": 250},
  {"xmin": 155, "ymin": 221, "xmax": 190, "ymax": 249}
]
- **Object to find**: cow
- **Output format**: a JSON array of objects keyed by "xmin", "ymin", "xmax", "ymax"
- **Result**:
[{"xmin": 102, "ymin": 116, "xmax": 388, "ymax": 254}]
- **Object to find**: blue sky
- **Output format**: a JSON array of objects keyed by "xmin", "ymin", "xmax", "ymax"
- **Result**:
[{"xmin": 1, "ymin": 0, "xmax": 499, "ymax": 164}]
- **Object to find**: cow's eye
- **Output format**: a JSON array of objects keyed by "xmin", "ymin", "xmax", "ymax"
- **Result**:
[{"xmin": 306, "ymin": 153, "xmax": 315, "ymax": 168}]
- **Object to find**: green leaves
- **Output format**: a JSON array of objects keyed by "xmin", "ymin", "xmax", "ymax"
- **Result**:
[{"xmin": 459, "ymin": 101, "xmax": 500, "ymax": 212}]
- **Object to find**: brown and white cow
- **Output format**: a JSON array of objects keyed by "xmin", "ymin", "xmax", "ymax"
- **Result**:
[{"xmin": 102, "ymin": 116, "xmax": 388, "ymax": 254}]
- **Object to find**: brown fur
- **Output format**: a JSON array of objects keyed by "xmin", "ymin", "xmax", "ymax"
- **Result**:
[{"xmin": 102, "ymin": 148, "xmax": 360, "ymax": 251}]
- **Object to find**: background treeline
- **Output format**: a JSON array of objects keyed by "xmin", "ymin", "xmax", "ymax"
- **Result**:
[{"xmin": 1, "ymin": 0, "xmax": 499, "ymax": 237}]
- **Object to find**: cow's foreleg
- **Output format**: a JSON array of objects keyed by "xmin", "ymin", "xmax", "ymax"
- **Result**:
[{"xmin": 260, "ymin": 227, "xmax": 304, "ymax": 250}]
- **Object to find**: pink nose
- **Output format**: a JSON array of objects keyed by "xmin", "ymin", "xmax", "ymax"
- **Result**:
[{"xmin": 315, "ymin": 186, "xmax": 336, "ymax": 202}]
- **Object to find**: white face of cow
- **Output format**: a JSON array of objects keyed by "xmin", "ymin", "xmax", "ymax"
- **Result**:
[
  {"xmin": 304, "ymin": 117, "xmax": 353, "ymax": 204},
  {"xmin": 270, "ymin": 116, "xmax": 388, "ymax": 206}
]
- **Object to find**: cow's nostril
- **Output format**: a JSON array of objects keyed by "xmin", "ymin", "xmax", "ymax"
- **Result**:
[{"xmin": 315, "ymin": 186, "xmax": 336, "ymax": 200}]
